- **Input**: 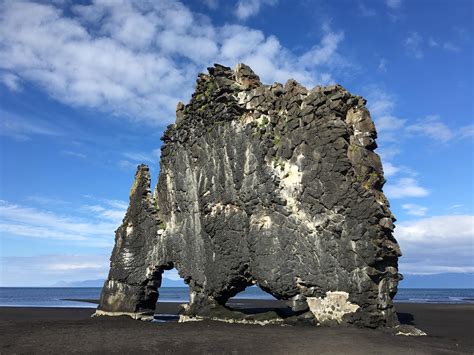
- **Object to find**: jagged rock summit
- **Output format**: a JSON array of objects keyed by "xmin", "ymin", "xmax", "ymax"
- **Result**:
[{"xmin": 95, "ymin": 63, "xmax": 402, "ymax": 328}]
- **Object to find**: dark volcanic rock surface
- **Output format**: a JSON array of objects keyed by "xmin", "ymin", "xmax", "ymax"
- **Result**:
[{"xmin": 97, "ymin": 63, "xmax": 401, "ymax": 328}]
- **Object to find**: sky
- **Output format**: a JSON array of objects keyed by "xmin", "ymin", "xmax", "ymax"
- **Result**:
[{"xmin": 0, "ymin": 0, "xmax": 473, "ymax": 287}]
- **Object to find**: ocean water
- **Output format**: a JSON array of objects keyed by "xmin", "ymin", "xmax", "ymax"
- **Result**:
[{"xmin": 0, "ymin": 287, "xmax": 473, "ymax": 308}]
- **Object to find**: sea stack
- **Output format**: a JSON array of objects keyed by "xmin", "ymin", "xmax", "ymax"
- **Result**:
[{"xmin": 95, "ymin": 63, "xmax": 402, "ymax": 328}]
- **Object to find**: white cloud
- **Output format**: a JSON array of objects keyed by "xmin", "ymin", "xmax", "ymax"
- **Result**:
[
  {"xmin": 383, "ymin": 162, "xmax": 400, "ymax": 177},
  {"xmin": 396, "ymin": 215, "xmax": 474, "ymax": 274},
  {"xmin": 104, "ymin": 199, "xmax": 129, "ymax": 210},
  {"xmin": 384, "ymin": 177, "xmax": 429, "ymax": 199},
  {"xmin": 366, "ymin": 88, "xmax": 468, "ymax": 146},
  {"xmin": 404, "ymin": 31, "xmax": 423, "ymax": 58},
  {"xmin": 386, "ymin": 0, "xmax": 402, "ymax": 9},
  {"xmin": 377, "ymin": 147, "xmax": 401, "ymax": 161},
  {"xmin": 235, "ymin": 0, "xmax": 277, "ymax": 20},
  {"xmin": 0, "ymin": 0, "xmax": 345, "ymax": 124},
  {"xmin": 366, "ymin": 89, "xmax": 395, "ymax": 118},
  {"xmin": 406, "ymin": 114, "xmax": 454, "ymax": 143},
  {"xmin": 0, "ymin": 199, "xmax": 124, "ymax": 247},
  {"xmin": 0, "ymin": 254, "xmax": 109, "ymax": 286},
  {"xmin": 1, "ymin": 72, "xmax": 22, "ymax": 91},
  {"xmin": 80, "ymin": 198, "xmax": 128, "ymax": 224},
  {"xmin": 81, "ymin": 204, "xmax": 125, "ymax": 224},
  {"xmin": 376, "ymin": 115, "xmax": 406, "ymax": 138},
  {"xmin": 299, "ymin": 28, "xmax": 345, "ymax": 68},
  {"xmin": 365, "ymin": 87, "xmax": 406, "ymax": 143},
  {"xmin": 402, "ymin": 203, "xmax": 428, "ymax": 217}
]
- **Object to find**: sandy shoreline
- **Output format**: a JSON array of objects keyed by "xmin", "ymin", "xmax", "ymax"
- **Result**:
[{"xmin": 1, "ymin": 300, "xmax": 473, "ymax": 354}]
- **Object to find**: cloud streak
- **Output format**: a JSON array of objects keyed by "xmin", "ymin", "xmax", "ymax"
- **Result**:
[
  {"xmin": 406, "ymin": 115, "xmax": 454, "ymax": 143},
  {"xmin": 0, "ymin": 110, "xmax": 61, "ymax": 141},
  {"xmin": 385, "ymin": 177, "xmax": 429, "ymax": 199},
  {"xmin": 402, "ymin": 203, "xmax": 428, "ymax": 217},
  {"xmin": 0, "ymin": 199, "xmax": 127, "ymax": 247}
]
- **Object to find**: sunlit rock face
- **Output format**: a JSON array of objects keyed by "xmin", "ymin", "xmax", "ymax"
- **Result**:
[{"xmin": 96, "ymin": 64, "xmax": 401, "ymax": 328}]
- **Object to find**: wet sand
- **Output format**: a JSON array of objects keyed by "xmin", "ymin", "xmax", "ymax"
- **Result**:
[{"xmin": 0, "ymin": 300, "xmax": 473, "ymax": 354}]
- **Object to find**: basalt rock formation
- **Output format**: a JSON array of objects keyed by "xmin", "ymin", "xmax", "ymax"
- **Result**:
[{"xmin": 96, "ymin": 63, "xmax": 402, "ymax": 328}]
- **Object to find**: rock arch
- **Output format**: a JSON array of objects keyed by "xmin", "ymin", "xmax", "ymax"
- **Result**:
[{"xmin": 95, "ymin": 64, "xmax": 401, "ymax": 328}]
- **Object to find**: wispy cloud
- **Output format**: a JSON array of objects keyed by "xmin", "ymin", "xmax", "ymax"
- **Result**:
[
  {"xmin": 0, "ymin": 110, "xmax": 61, "ymax": 141},
  {"xmin": 429, "ymin": 37, "xmax": 461, "ymax": 52},
  {"xmin": 358, "ymin": 2, "xmax": 376, "ymax": 17},
  {"xmin": 402, "ymin": 203, "xmax": 428, "ymax": 217},
  {"xmin": 26, "ymin": 195, "xmax": 69, "ymax": 206},
  {"xmin": 384, "ymin": 177, "xmax": 429, "ymax": 199},
  {"xmin": 459, "ymin": 124, "xmax": 474, "ymax": 139},
  {"xmin": 103, "ymin": 199, "xmax": 128, "ymax": 210},
  {"xmin": 365, "ymin": 87, "xmax": 405, "ymax": 143},
  {"xmin": 428, "ymin": 37, "xmax": 439, "ymax": 47},
  {"xmin": 404, "ymin": 31, "xmax": 423, "ymax": 59},
  {"xmin": 0, "ymin": 199, "xmax": 125, "ymax": 247},
  {"xmin": 366, "ymin": 85, "xmax": 472, "ymax": 202},
  {"xmin": 61, "ymin": 150, "xmax": 87, "ymax": 159},
  {"xmin": 396, "ymin": 215, "xmax": 474, "ymax": 274},
  {"xmin": 383, "ymin": 162, "xmax": 400, "ymax": 177},
  {"xmin": 235, "ymin": 0, "xmax": 277, "ymax": 20},
  {"xmin": 405, "ymin": 115, "xmax": 472, "ymax": 144},
  {"xmin": 299, "ymin": 25, "xmax": 345, "ymax": 68},
  {"xmin": 118, "ymin": 149, "xmax": 160, "ymax": 170},
  {"xmin": 201, "ymin": 0, "xmax": 219, "ymax": 10},
  {"xmin": 122, "ymin": 151, "xmax": 155, "ymax": 163},
  {"xmin": 442, "ymin": 42, "xmax": 461, "ymax": 52},
  {"xmin": 118, "ymin": 160, "xmax": 139, "ymax": 170},
  {"xmin": 406, "ymin": 115, "xmax": 454, "ymax": 143},
  {"xmin": 80, "ymin": 202, "xmax": 126, "ymax": 224},
  {"xmin": 366, "ymin": 87, "xmax": 470, "ymax": 146},
  {"xmin": 0, "ymin": 0, "xmax": 346, "ymax": 124},
  {"xmin": 386, "ymin": 0, "xmax": 402, "ymax": 10},
  {"xmin": 1, "ymin": 72, "xmax": 22, "ymax": 91},
  {"xmin": 377, "ymin": 58, "xmax": 387, "ymax": 72}
]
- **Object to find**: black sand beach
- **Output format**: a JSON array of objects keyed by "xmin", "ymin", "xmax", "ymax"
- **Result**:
[{"xmin": 1, "ymin": 300, "xmax": 473, "ymax": 354}]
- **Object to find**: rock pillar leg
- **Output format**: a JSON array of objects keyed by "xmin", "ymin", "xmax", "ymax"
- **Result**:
[{"xmin": 95, "ymin": 165, "xmax": 164, "ymax": 320}]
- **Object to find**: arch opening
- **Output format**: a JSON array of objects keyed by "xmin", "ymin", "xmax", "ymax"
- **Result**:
[
  {"xmin": 220, "ymin": 284, "xmax": 306, "ymax": 324},
  {"xmin": 152, "ymin": 266, "xmax": 189, "ymax": 322}
]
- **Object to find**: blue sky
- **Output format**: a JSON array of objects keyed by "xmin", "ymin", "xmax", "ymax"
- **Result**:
[{"xmin": 0, "ymin": 0, "xmax": 473, "ymax": 287}]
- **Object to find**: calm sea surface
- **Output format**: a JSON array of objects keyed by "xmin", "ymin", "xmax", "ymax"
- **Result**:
[{"xmin": 1, "ymin": 287, "xmax": 473, "ymax": 308}]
